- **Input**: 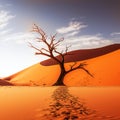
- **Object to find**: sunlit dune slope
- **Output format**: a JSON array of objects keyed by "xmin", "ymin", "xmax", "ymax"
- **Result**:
[{"xmin": 6, "ymin": 44, "xmax": 120, "ymax": 86}]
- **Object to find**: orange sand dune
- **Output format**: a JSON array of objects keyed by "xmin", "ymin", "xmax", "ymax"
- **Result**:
[{"xmin": 8, "ymin": 44, "xmax": 120, "ymax": 86}]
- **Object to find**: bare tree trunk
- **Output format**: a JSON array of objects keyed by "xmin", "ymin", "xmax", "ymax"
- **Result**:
[{"xmin": 53, "ymin": 64, "xmax": 66, "ymax": 86}]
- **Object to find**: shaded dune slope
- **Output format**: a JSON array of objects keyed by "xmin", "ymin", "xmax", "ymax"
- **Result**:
[
  {"xmin": 0, "ymin": 79, "xmax": 13, "ymax": 85},
  {"xmin": 41, "ymin": 44, "xmax": 120, "ymax": 66}
]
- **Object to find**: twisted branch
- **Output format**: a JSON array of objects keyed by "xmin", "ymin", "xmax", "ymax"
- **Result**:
[{"xmin": 66, "ymin": 62, "xmax": 93, "ymax": 77}]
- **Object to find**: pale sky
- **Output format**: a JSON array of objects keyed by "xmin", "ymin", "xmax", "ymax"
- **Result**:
[{"xmin": 0, "ymin": 0, "xmax": 120, "ymax": 77}]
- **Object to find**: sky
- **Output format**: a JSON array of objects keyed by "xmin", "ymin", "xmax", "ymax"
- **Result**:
[{"xmin": 0, "ymin": 0, "xmax": 120, "ymax": 77}]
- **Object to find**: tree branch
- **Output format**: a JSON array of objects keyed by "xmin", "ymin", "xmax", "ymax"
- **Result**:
[
  {"xmin": 28, "ymin": 42, "xmax": 51, "ymax": 57},
  {"xmin": 80, "ymin": 67, "xmax": 93, "ymax": 77},
  {"xmin": 54, "ymin": 37, "xmax": 64, "ymax": 47},
  {"xmin": 66, "ymin": 62, "xmax": 93, "ymax": 77},
  {"xmin": 32, "ymin": 24, "xmax": 45, "ymax": 36},
  {"xmin": 50, "ymin": 34, "xmax": 57, "ymax": 46},
  {"xmin": 64, "ymin": 45, "xmax": 72, "ymax": 56}
]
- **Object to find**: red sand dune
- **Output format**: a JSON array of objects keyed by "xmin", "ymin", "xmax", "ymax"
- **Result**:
[
  {"xmin": 2, "ymin": 44, "xmax": 120, "ymax": 86},
  {"xmin": 41, "ymin": 44, "xmax": 120, "ymax": 66},
  {"xmin": 0, "ymin": 79, "xmax": 13, "ymax": 85}
]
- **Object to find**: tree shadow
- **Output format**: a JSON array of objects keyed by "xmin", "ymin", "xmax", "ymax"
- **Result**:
[{"xmin": 38, "ymin": 87, "xmax": 120, "ymax": 120}]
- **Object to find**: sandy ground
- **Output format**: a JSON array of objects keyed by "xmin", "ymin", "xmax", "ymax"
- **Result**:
[{"xmin": 0, "ymin": 86, "xmax": 120, "ymax": 120}]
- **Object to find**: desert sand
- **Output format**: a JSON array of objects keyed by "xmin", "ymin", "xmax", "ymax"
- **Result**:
[
  {"xmin": 3, "ymin": 44, "xmax": 120, "ymax": 86},
  {"xmin": 0, "ymin": 86, "xmax": 120, "ymax": 120}
]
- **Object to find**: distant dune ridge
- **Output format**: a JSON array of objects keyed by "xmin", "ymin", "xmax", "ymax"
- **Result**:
[
  {"xmin": 2, "ymin": 44, "xmax": 120, "ymax": 86},
  {"xmin": 41, "ymin": 44, "xmax": 120, "ymax": 66}
]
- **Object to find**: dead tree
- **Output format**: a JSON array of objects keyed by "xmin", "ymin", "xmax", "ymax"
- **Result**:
[{"xmin": 29, "ymin": 24, "xmax": 93, "ymax": 86}]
